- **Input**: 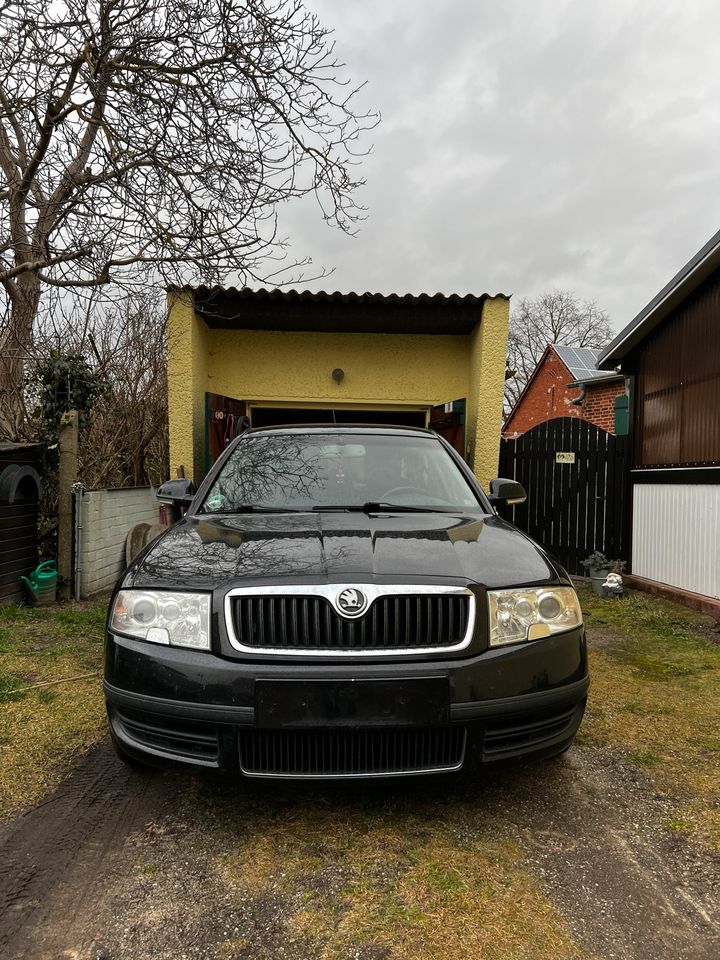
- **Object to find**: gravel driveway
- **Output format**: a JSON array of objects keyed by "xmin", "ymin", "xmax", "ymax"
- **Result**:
[
  {"xmin": 1, "ymin": 738, "xmax": 717, "ymax": 960},
  {"xmin": 1, "ymin": 596, "xmax": 718, "ymax": 960}
]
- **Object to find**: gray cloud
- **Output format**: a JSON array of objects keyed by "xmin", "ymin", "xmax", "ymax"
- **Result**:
[{"xmin": 268, "ymin": 0, "xmax": 720, "ymax": 332}]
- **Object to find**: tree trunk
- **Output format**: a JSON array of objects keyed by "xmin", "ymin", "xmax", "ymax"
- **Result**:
[{"xmin": 0, "ymin": 276, "xmax": 41, "ymax": 440}]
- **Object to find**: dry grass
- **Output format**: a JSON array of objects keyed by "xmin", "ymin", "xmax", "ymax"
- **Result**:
[
  {"xmin": 0, "ymin": 601, "xmax": 108, "ymax": 816},
  {"xmin": 4, "ymin": 587, "xmax": 716, "ymax": 955},
  {"xmin": 210, "ymin": 794, "xmax": 587, "ymax": 960},
  {"xmin": 577, "ymin": 586, "xmax": 720, "ymax": 847},
  {"xmin": 201, "ymin": 589, "xmax": 720, "ymax": 957}
]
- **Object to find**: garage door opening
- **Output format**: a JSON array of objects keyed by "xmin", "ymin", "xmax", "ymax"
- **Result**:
[{"xmin": 250, "ymin": 407, "xmax": 427, "ymax": 429}]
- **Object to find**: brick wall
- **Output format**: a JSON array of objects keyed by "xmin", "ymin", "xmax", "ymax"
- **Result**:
[
  {"xmin": 78, "ymin": 487, "xmax": 159, "ymax": 597},
  {"xmin": 582, "ymin": 380, "xmax": 625, "ymax": 433},
  {"xmin": 504, "ymin": 347, "xmax": 625, "ymax": 437},
  {"xmin": 504, "ymin": 350, "xmax": 583, "ymax": 437}
]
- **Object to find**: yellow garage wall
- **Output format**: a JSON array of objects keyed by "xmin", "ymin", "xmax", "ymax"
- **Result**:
[
  {"xmin": 167, "ymin": 291, "xmax": 209, "ymax": 481},
  {"xmin": 467, "ymin": 296, "xmax": 510, "ymax": 489},
  {"xmin": 167, "ymin": 292, "xmax": 509, "ymax": 489},
  {"xmin": 208, "ymin": 329, "xmax": 470, "ymax": 406}
]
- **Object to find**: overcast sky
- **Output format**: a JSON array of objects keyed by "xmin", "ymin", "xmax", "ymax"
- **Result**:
[{"xmin": 273, "ymin": 0, "xmax": 720, "ymax": 332}]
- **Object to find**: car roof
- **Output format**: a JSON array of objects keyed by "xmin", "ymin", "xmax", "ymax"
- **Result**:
[{"xmin": 243, "ymin": 423, "xmax": 439, "ymax": 438}]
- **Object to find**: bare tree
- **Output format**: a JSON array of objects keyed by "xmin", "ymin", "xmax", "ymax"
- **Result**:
[
  {"xmin": 80, "ymin": 293, "xmax": 169, "ymax": 487},
  {"xmin": 29, "ymin": 289, "xmax": 169, "ymax": 491},
  {"xmin": 505, "ymin": 290, "xmax": 614, "ymax": 409},
  {"xmin": 0, "ymin": 0, "xmax": 377, "ymax": 438}
]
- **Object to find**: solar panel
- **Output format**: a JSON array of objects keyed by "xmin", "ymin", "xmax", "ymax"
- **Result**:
[{"xmin": 552, "ymin": 344, "xmax": 614, "ymax": 381}]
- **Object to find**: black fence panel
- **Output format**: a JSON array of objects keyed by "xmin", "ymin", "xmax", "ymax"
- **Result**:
[
  {"xmin": 0, "ymin": 444, "xmax": 41, "ymax": 603},
  {"xmin": 498, "ymin": 418, "xmax": 631, "ymax": 576}
]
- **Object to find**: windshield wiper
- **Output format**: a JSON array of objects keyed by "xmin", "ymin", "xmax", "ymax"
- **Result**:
[
  {"xmin": 362, "ymin": 502, "xmax": 453, "ymax": 513},
  {"xmin": 202, "ymin": 505, "xmax": 306, "ymax": 514}
]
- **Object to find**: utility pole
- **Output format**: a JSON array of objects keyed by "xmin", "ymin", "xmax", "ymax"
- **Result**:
[{"xmin": 58, "ymin": 410, "xmax": 79, "ymax": 601}]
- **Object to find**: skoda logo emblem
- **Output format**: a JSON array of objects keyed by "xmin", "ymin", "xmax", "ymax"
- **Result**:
[{"xmin": 336, "ymin": 587, "xmax": 368, "ymax": 617}]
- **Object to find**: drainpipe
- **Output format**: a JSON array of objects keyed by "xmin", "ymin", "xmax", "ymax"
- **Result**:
[
  {"xmin": 72, "ymin": 482, "xmax": 85, "ymax": 601},
  {"xmin": 571, "ymin": 384, "xmax": 587, "ymax": 406}
]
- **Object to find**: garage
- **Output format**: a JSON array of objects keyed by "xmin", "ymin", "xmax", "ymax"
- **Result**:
[{"xmin": 166, "ymin": 286, "xmax": 510, "ymax": 488}]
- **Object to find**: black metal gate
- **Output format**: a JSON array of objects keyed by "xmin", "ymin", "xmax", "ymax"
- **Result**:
[{"xmin": 498, "ymin": 417, "xmax": 631, "ymax": 575}]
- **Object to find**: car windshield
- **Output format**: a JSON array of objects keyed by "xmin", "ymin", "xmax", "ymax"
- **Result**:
[{"xmin": 199, "ymin": 433, "xmax": 482, "ymax": 512}]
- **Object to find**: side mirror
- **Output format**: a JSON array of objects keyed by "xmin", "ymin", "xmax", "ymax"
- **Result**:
[
  {"xmin": 157, "ymin": 478, "xmax": 196, "ymax": 506},
  {"xmin": 488, "ymin": 477, "xmax": 527, "ymax": 506}
]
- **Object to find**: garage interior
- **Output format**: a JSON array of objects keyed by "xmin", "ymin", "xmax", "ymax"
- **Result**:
[{"xmin": 249, "ymin": 407, "xmax": 427, "ymax": 428}]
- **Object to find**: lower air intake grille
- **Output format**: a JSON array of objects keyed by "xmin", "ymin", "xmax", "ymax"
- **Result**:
[
  {"xmin": 114, "ymin": 710, "xmax": 219, "ymax": 762},
  {"xmin": 483, "ymin": 704, "xmax": 581, "ymax": 756},
  {"xmin": 239, "ymin": 726, "xmax": 466, "ymax": 777}
]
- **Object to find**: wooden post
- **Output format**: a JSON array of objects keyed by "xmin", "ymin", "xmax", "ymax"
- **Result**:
[{"xmin": 58, "ymin": 410, "xmax": 79, "ymax": 601}]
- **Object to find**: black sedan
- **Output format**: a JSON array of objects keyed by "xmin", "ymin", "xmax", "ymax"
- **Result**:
[{"xmin": 104, "ymin": 425, "xmax": 588, "ymax": 779}]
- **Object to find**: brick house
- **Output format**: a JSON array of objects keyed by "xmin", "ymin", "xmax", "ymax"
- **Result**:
[{"xmin": 503, "ymin": 344, "xmax": 624, "ymax": 438}]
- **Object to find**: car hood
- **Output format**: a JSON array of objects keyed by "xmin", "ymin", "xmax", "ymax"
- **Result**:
[{"xmin": 125, "ymin": 512, "xmax": 560, "ymax": 590}]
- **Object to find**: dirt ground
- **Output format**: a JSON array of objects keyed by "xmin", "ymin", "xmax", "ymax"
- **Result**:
[
  {"xmin": 1, "ymin": 740, "xmax": 718, "ymax": 959},
  {"xmin": 1, "ymin": 599, "xmax": 719, "ymax": 960}
]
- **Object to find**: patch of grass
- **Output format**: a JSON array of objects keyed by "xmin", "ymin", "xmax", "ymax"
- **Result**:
[
  {"xmin": 209, "ymin": 794, "xmax": 587, "ymax": 960},
  {"xmin": 664, "ymin": 818, "xmax": 693, "ymax": 833},
  {"xmin": 579, "ymin": 586, "xmax": 720, "ymax": 847},
  {"xmin": 0, "ymin": 600, "xmax": 108, "ymax": 817},
  {"xmin": 628, "ymin": 751, "xmax": 663, "ymax": 768},
  {"xmin": 55, "ymin": 607, "xmax": 107, "ymax": 630},
  {"xmin": 0, "ymin": 605, "xmax": 35, "ymax": 626}
]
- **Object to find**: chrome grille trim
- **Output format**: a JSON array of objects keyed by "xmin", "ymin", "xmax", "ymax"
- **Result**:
[{"xmin": 224, "ymin": 584, "xmax": 476, "ymax": 657}]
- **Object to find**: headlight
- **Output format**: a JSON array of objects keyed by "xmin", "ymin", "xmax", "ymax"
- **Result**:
[
  {"xmin": 488, "ymin": 586, "xmax": 582, "ymax": 647},
  {"xmin": 111, "ymin": 590, "xmax": 211, "ymax": 650}
]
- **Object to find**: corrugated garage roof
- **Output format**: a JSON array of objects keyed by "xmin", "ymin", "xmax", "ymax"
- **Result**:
[
  {"xmin": 168, "ymin": 286, "xmax": 510, "ymax": 335},
  {"xmin": 170, "ymin": 285, "xmax": 502, "ymax": 306}
]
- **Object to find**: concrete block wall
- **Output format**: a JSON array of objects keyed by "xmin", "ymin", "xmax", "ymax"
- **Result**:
[{"xmin": 78, "ymin": 487, "xmax": 159, "ymax": 597}]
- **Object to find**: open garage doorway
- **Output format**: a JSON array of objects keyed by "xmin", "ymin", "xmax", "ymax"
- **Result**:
[{"xmin": 249, "ymin": 407, "xmax": 428, "ymax": 429}]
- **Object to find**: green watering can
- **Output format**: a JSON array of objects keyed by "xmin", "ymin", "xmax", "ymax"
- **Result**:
[{"xmin": 21, "ymin": 560, "xmax": 58, "ymax": 607}]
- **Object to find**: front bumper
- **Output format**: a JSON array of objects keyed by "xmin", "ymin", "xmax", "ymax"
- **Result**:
[{"xmin": 104, "ymin": 626, "xmax": 588, "ymax": 778}]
